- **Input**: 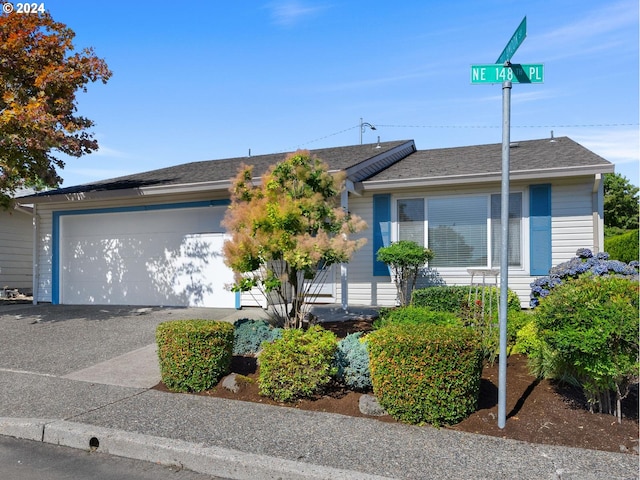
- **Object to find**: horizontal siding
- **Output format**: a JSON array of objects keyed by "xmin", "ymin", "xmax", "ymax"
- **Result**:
[
  {"xmin": 551, "ymin": 180, "xmax": 594, "ymax": 266},
  {"xmin": 0, "ymin": 210, "xmax": 33, "ymax": 290},
  {"xmin": 345, "ymin": 178, "xmax": 599, "ymax": 309},
  {"xmin": 344, "ymin": 194, "xmax": 396, "ymax": 306},
  {"xmin": 32, "ymin": 176, "xmax": 599, "ymax": 310}
]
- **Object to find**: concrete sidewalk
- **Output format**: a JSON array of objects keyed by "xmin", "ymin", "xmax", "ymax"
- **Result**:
[{"xmin": 0, "ymin": 304, "xmax": 637, "ymax": 479}]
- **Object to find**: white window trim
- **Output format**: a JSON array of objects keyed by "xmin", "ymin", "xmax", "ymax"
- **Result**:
[{"xmin": 391, "ymin": 190, "xmax": 527, "ymax": 273}]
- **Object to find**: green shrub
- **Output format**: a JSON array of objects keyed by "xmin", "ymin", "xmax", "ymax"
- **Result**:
[
  {"xmin": 233, "ymin": 318, "xmax": 283, "ymax": 356},
  {"xmin": 258, "ymin": 326, "xmax": 338, "ymax": 402},
  {"xmin": 510, "ymin": 315, "xmax": 575, "ymax": 383},
  {"xmin": 411, "ymin": 287, "xmax": 521, "ymax": 363},
  {"xmin": 334, "ymin": 332, "xmax": 371, "ymax": 391},
  {"xmin": 411, "ymin": 285, "xmax": 520, "ymax": 317},
  {"xmin": 495, "ymin": 309, "xmax": 534, "ymax": 357},
  {"xmin": 510, "ymin": 314, "xmax": 539, "ymax": 355},
  {"xmin": 156, "ymin": 320, "xmax": 234, "ymax": 393},
  {"xmin": 604, "ymin": 229, "xmax": 639, "ymax": 263},
  {"xmin": 367, "ymin": 323, "xmax": 483, "ymax": 427},
  {"xmin": 511, "ymin": 316, "xmax": 540, "ymax": 355},
  {"xmin": 534, "ymin": 275, "xmax": 639, "ymax": 419},
  {"xmin": 373, "ymin": 305, "xmax": 462, "ymax": 330},
  {"xmin": 376, "ymin": 240, "xmax": 434, "ymax": 306},
  {"xmin": 411, "ymin": 285, "xmax": 468, "ymax": 313}
]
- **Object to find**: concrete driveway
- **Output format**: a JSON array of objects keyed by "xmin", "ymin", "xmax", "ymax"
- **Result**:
[{"xmin": 0, "ymin": 303, "xmax": 257, "ymax": 388}]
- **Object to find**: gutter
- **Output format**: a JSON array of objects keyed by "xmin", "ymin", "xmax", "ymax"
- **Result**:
[
  {"xmin": 19, "ymin": 179, "xmax": 234, "ymax": 205},
  {"xmin": 360, "ymin": 164, "xmax": 615, "ymax": 191}
]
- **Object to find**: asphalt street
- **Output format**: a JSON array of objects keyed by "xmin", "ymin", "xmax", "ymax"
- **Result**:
[{"xmin": 0, "ymin": 435, "xmax": 226, "ymax": 480}]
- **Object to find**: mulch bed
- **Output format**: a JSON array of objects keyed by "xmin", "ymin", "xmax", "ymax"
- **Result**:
[{"xmin": 154, "ymin": 319, "xmax": 639, "ymax": 454}]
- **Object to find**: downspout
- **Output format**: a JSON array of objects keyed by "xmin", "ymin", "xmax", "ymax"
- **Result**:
[{"xmin": 592, "ymin": 174, "xmax": 604, "ymax": 253}]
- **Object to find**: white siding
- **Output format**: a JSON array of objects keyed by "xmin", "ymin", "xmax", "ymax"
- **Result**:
[
  {"xmin": 344, "ymin": 177, "xmax": 600, "ymax": 308},
  {"xmin": 0, "ymin": 209, "xmax": 33, "ymax": 291},
  {"xmin": 345, "ymin": 194, "xmax": 397, "ymax": 306},
  {"xmin": 551, "ymin": 179, "xmax": 596, "ymax": 266},
  {"xmin": 32, "ymin": 176, "xmax": 601, "ymax": 309}
]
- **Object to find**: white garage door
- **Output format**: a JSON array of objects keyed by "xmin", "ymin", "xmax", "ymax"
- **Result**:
[{"xmin": 59, "ymin": 206, "xmax": 237, "ymax": 308}]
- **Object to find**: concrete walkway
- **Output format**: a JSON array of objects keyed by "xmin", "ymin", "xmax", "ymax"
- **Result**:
[{"xmin": 0, "ymin": 303, "xmax": 637, "ymax": 480}]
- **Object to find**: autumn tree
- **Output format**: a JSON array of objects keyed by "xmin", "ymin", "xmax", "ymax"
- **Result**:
[
  {"xmin": 223, "ymin": 151, "xmax": 367, "ymax": 329},
  {"xmin": 0, "ymin": 6, "xmax": 111, "ymax": 207}
]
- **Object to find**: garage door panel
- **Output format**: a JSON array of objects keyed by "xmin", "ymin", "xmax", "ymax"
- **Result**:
[{"xmin": 59, "ymin": 207, "xmax": 236, "ymax": 308}]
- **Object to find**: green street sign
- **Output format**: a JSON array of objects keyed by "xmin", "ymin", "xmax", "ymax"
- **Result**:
[
  {"xmin": 496, "ymin": 17, "xmax": 527, "ymax": 65},
  {"xmin": 471, "ymin": 63, "xmax": 544, "ymax": 84}
]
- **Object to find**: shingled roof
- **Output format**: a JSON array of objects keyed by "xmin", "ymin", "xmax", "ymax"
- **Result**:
[
  {"xmin": 362, "ymin": 136, "xmax": 613, "ymax": 189},
  {"xmin": 26, "ymin": 140, "xmax": 415, "ymax": 201},
  {"xmin": 23, "ymin": 136, "xmax": 612, "ymax": 203}
]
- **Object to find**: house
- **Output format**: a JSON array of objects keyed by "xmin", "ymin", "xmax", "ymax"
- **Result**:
[
  {"xmin": 18, "ymin": 136, "xmax": 613, "ymax": 309},
  {"xmin": 0, "ymin": 189, "xmax": 34, "ymax": 296}
]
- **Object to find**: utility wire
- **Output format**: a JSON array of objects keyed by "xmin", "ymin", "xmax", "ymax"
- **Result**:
[
  {"xmin": 278, "ymin": 122, "xmax": 637, "ymax": 152},
  {"xmin": 377, "ymin": 123, "xmax": 639, "ymax": 129}
]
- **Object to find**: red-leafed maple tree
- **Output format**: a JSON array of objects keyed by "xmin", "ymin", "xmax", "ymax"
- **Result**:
[
  {"xmin": 223, "ymin": 150, "xmax": 367, "ymax": 329},
  {"xmin": 0, "ymin": 5, "xmax": 111, "ymax": 207}
]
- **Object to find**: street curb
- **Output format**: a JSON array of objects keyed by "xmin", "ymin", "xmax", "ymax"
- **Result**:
[
  {"xmin": 0, "ymin": 418, "xmax": 393, "ymax": 480},
  {"xmin": 0, "ymin": 417, "xmax": 51, "ymax": 442}
]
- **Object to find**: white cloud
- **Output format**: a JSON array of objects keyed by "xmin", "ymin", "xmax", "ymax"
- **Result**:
[
  {"xmin": 574, "ymin": 129, "xmax": 639, "ymax": 163},
  {"xmin": 573, "ymin": 128, "xmax": 639, "ymax": 184},
  {"xmin": 91, "ymin": 144, "xmax": 130, "ymax": 159},
  {"xmin": 266, "ymin": 1, "xmax": 329, "ymax": 26},
  {"xmin": 532, "ymin": 0, "xmax": 637, "ymax": 60}
]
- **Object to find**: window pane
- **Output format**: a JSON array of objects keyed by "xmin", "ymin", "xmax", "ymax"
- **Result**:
[
  {"xmin": 398, "ymin": 198, "xmax": 424, "ymax": 245},
  {"xmin": 491, "ymin": 193, "xmax": 522, "ymax": 267},
  {"xmin": 428, "ymin": 197, "xmax": 487, "ymax": 267}
]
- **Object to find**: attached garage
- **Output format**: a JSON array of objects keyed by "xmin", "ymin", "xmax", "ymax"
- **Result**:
[{"xmin": 52, "ymin": 201, "xmax": 237, "ymax": 308}]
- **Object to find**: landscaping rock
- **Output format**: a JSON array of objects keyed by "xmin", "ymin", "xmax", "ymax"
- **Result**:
[
  {"xmin": 359, "ymin": 394, "xmax": 387, "ymax": 416},
  {"xmin": 221, "ymin": 373, "xmax": 240, "ymax": 393}
]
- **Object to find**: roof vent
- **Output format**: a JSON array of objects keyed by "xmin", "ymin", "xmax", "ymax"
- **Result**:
[
  {"xmin": 550, "ymin": 130, "xmax": 556, "ymax": 143},
  {"xmin": 375, "ymin": 136, "xmax": 382, "ymax": 149},
  {"xmin": 509, "ymin": 142, "xmax": 519, "ymax": 148}
]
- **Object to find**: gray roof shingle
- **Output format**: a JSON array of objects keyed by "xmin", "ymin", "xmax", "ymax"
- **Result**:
[
  {"xmin": 364, "ymin": 136, "xmax": 612, "ymax": 183},
  {"xmin": 24, "ymin": 136, "xmax": 612, "ymax": 201},
  {"xmin": 28, "ymin": 140, "xmax": 413, "ymax": 199}
]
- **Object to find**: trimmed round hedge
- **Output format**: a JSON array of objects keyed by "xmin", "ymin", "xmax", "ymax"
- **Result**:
[
  {"xmin": 156, "ymin": 320, "xmax": 234, "ymax": 393},
  {"xmin": 367, "ymin": 323, "xmax": 483, "ymax": 426}
]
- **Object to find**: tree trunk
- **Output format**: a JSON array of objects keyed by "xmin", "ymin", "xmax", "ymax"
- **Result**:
[{"xmin": 287, "ymin": 268, "xmax": 305, "ymax": 329}]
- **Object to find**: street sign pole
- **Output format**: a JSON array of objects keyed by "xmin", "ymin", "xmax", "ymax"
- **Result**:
[
  {"xmin": 470, "ymin": 16, "xmax": 535, "ymax": 431},
  {"xmin": 498, "ymin": 80, "xmax": 511, "ymax": 429}
]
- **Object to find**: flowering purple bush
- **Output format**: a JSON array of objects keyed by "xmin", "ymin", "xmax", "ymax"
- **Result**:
[{"xmin": 530, "ymin": 248, "xmax": 639, "ymax": 307}]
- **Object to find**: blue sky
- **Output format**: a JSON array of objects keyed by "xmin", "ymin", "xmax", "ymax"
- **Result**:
[{"xmin": 44, "ymin": 0, "xmax": 638, "ymax": 187}]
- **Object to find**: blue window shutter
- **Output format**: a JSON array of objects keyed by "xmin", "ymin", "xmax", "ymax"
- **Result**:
[
  {"xmin": 529, "ymin": 184, "xmax": 552, "ymax": 275},
  {"xmin": 373, "ymin": 194, "xmax": 391, "ymax": 276}
]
